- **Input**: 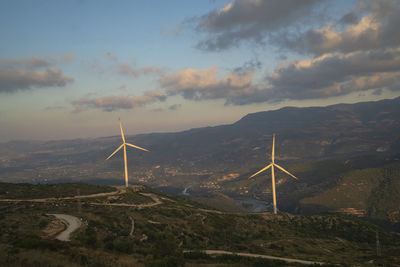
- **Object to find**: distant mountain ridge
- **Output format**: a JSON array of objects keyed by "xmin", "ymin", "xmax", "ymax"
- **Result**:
[
  {"xmin": 133, "ymin": 96, "xmax": 400, "ymax": 165},
  {"xmin": 0, "ymin": 97, "xmax": 399, "ymax": 186}
]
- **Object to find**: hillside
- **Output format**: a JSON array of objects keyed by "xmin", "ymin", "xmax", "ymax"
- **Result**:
[
  {"xmin": 0, "ymin": 182, "xmax": 399, "ymax": 266},
  {"xmin": 300, "ymin": 162, "xmax": 400, "ymax": 224}
]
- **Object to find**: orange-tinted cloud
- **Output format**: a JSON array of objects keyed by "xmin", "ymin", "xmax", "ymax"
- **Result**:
[{"xmin": 160, "ymin": 65, "xmax": 254, "ymax": 103}]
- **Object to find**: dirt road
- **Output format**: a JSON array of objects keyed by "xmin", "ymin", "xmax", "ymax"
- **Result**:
[
  {"xmin": 47, "ymin": 214, "xmax": 82, "ymax": 241},
  {"xmin": 0, "ymin": 186, "xmax": 164, "ymax": 208},
  {"xmin": 89, "ymin": 192, "xmax": 163, "ymax": 208},
  {"xmin": 186, "ymin": 250, "xmax": 324, "ymax": 265},
  {"xmin": 0, "ymin": 187, "xmax": 126, "ymax": 203}
]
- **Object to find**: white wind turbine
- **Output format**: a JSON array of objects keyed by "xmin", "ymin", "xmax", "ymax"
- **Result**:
[
  {"xmin": 249, "ymin": 133, "xmax": 299, "ymax": 214},
  {"xmin": 105, "ymin": 118, "xmax": 150, "ymax": 187}
]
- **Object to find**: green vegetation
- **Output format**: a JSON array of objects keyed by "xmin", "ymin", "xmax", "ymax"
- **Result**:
[
  {"xmin": 300, "ymin": 162, "xmax": 400, "ymax": 224},
  {"xmin": 367, "ymin": 164, "xmax": 400, "ymax": 223},
  {"xmin": 0, "ymin": 182, "xmax": 399, "ymax": 266}
]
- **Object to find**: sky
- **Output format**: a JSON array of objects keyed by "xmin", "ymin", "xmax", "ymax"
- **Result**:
[{"xmin": 1, "ymin": 0, "xmax": 400, "ymax": 142}]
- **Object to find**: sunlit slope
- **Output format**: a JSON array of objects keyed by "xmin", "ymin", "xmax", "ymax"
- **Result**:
[{"xmin": 300, "ymin": 162, "xmax": 400, "ymax": 223}]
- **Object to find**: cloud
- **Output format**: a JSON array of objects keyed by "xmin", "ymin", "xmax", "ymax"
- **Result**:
[
  {"xmin": 143, "ymin": 89, "xmax": 167, "ymax": 100},
  {"xmin": 339, "ymin": 12, "xmax": 358, "ymax": 25},
  {"xmin": 168, "ymin": 104, "xmax": 182, "ymax": 110},
  {"xmin": 44, "ymin": 105, "xmax": 65, "ymax": 110},
  {"xmin": 117, "ymin": 63, "xmax": 166, "ymax": 77},
  {"xmin": 61, "ymin": 53, "xmax": 75, "ymax": 62},
  {"xmin": 231, "ymin": 58, "xmax": 262, "ymax": 73},
  {"xmin": 0, "ymin": 66, "xmax": 74, "ymax": 93},
  {"xmin": 160, "ymin": 23, "xmax": 183, "ymax": 37},
  {"xmin": 1, "ymin": 54, "xmax": 74, "ymax": 70},
  {"xmin": 372, "ymin": 88, "xmax": 383, "ymax": 95},
  {"xmin": 360, "ymin": 0, "xmax": 398, "ymax": 18},
  {"xmin": 262, "ymin": 48, "xmax": 400, "ymax": 101},
  {"xmin": 192, "ymin": 0, "xmax": 400, "ymax": 57},
  {"xmin": 160, "ymin": 65, "xmax": 255, "ymax": 103},
  {"xmin": 85, "ymin": 59, "xmax": 104, "ymax": 74},
  {"xmin": 0, "ymin": 56, "xmax": 74, "ymax": 93},
  {"xmin": 117, "ymin": 84, "xmax": 127, "ymax": 91},
  {"xmin": 106, "ymin": 52, "xmax": 118, "ymax": 61},
  {"xmin": 0, "ymin": 56, "xmax": 53, "ymax": 70},
  {"xmin": 195, "ymin": 0, "xmax": 322, "ymax": 51},
  {"xmin": 151, "ymin": 107, "xmax": 164, "ymax": 112},
  {"xmin": 185, "ymin": 0, "xmax": 400, "ymax": 105},
  {"xmin": 278, "ymin": 0, "xmax": 400, "ymax": 55},
  {"xmin": 72, "ymin": 90, "xmax": 166, "ymax": 112},
  {"xmin": 159, "ymin": 1, "xmax": 399, "ymax": 106},
  {"xmin": 158, "ymin": 48, "xmax": 400, "ymax": 106}
]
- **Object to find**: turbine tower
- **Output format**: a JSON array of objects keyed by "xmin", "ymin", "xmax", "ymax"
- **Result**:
[
  {"xmin": 105, "ymin": 118, "xmax": 149, "ymax": 187},
  {"xmin": 249, "ymin": 133, "xmax": 299, "ymax": 214}
]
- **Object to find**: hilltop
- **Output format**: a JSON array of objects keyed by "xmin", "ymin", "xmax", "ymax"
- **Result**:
[{"xmin": 0, "ymin": 182, "xmax": 399, "ymax": 266}]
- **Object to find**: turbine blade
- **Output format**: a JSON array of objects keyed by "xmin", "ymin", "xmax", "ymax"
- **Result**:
[
  {"xmin": 249, "ymin": 164, "xmax": 272, "ymax": 179},
  {"xmin": 105, "ymin": 144, "xmax": 124, "ymax": 161},
  {"xmin": 274, "ymin": 164, "xmax": 299, "ymax": 180},
  {"xmin": 126, "ymin": 143, "xmax": 150, "ymax": 152},
  {"xmin": 119, "ymin": 118, "xmax": 126, "ymax": 143},
  {"xmin": 272, "ymin": 133, "xmax": 275, "ymax": 163}
]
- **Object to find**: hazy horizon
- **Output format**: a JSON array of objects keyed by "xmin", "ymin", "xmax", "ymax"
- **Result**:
[{"xmin": 3, "ymin": 94, "xmax": 398, "ymax": 143}]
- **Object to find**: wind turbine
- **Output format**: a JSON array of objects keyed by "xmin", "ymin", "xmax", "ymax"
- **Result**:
[
  {"xmin": 105, "ymin": 118, "xmax": 149, "ymax": 187},
  {"xmin": 249, "ymin": 133, "xmax": 299, "ymax": 214}
]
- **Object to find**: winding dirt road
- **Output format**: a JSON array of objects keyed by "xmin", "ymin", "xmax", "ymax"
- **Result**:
[
  {"xmin": 187, "ymin": 250, "xmax": 325, "ymax": 265},
  {"xmin": 47, "ymin": 214, "xmax": 82, "ymax": 241},
  {"xmin": 89, "ymin": 192, "xmax": 162, "ymax": 208}
]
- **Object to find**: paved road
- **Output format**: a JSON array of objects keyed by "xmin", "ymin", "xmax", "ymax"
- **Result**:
[
  {"xmin": 187, "ymin": 250, "xmax": 325, "ymax": 265},
  {"xmin": 48, "ymin": 214, "xmax": 82, "ymax": 241}
]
